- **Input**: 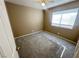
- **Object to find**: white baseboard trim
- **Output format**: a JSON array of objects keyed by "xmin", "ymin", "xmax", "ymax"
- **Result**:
[
  {"xmin": 44, "ymin": 31, "xmax": 76, "ymax": 45},
  {"xmin": 15, "ymin": 30, "xmax": 76, "ymax": 44},
  {"xmin": 15, "ymin": 31, "xmax": 42, "ymax": 39},
  {"xmin": 63, "ymin": 37, "xmax": 76, "ymax": 45}
]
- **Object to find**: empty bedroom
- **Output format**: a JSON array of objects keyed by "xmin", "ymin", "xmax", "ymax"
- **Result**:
[{"xmin": 1, "ymin": 0, "xmax": 79, "ymax": 58}]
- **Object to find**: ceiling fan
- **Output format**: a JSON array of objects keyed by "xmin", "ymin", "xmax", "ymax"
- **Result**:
[{"xmin": 34, "ymin": 0, "xmax": 54, "ymax": 6}]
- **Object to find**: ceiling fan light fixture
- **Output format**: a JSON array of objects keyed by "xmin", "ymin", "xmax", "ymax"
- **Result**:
[
  {"xmin": 41, "ymin": 3, "xmax": 45, "ymax": 6},
  {"xmin": 35, "ymin": 0, "xmax": 54, "ymax": 7}
]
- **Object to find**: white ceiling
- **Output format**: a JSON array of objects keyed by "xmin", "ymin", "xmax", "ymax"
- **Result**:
[{"xmin": 5, "ymin": 0, "xmax": 75, "ymax": 10}]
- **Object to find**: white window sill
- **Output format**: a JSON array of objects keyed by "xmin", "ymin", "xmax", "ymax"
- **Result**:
[{"xmin": 51, "ymin": 23, "xmax": 73, "ymax": 30}]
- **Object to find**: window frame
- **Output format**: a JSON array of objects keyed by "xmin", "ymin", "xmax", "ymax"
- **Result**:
[{"xmin": 51, "ymin": 8, "xmax": 78, "ymax": 29}]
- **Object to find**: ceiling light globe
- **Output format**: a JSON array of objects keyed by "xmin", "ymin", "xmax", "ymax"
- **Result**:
[{"xmin": 42, "ymin": 3, "xmax": 45, "ymax": 6}]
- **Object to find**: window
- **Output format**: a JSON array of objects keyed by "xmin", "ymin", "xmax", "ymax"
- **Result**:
[{"xmin": 52, "ymin": 8, "xmax": 78, "ymax": 29}]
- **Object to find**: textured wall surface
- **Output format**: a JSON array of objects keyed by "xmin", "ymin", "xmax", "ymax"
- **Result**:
[{"xmin": 5, "ymin": 2, "xmax": 43, "ymax": 37}]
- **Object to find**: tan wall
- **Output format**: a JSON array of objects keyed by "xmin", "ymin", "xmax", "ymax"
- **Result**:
[
  {"xmin": 5, "ymin": 2, "xmax": 43, "ymax": 37},
  {"xmin": 44, "ymin": 1, "xmax": 79, "ymax": 42}
]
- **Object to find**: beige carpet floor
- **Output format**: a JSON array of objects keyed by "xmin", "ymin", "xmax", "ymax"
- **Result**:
[{"xmin": 15, "ymin": 31, "xmax": 75, "ymax": 58}]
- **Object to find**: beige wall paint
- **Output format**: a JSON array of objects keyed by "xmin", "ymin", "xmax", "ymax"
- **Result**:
[
  {"xmin": 5, "ymin": 2, "xmax": 43, "ymax": 37},
  {"xmin": 5, "ymin": 1, "xmax": 79, "ymax": 42},
  {"xmin": 44, "ymin": 1, "xmax": 79, "ymax": 42}
]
